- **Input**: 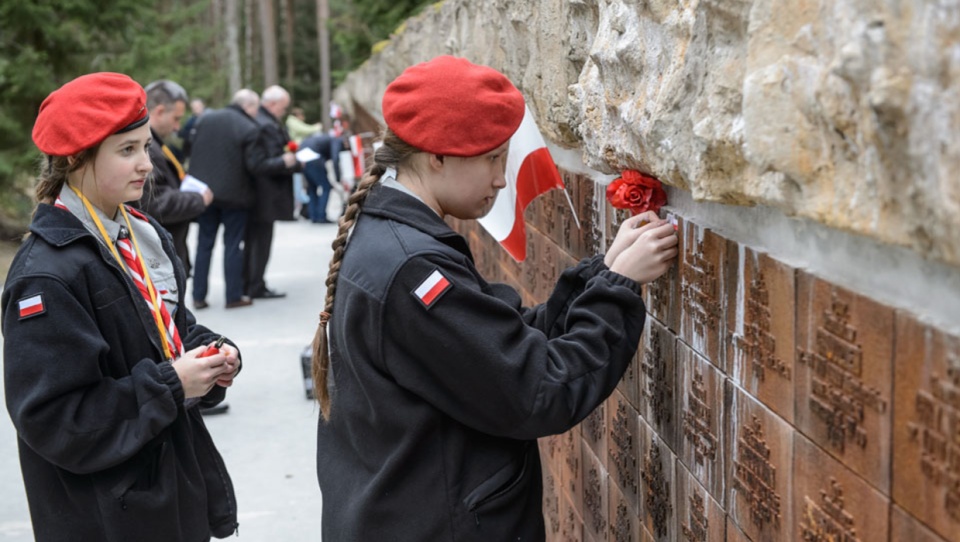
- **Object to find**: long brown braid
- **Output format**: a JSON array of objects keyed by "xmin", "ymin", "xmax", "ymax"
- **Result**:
[{"xmin": 312, "ymin": 129, "xmax": 425, "ymax": 419}]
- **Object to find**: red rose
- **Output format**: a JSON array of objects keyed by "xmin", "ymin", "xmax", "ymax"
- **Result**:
[
  {"xmin": 286, "ymin": 141, "xmax": 298, "ymax": 152},
  {"xmin": 605, "ymin": 170, "xmax": 667, "ymax": 215}
]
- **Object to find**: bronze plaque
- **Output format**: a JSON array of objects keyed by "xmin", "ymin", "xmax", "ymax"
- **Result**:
[
  {"xmin": 544, "ymin": 469, "xmax": 563, "ymax": 540},
  {"xmin": 581, "ymin": 440, "xmax": 609, "ymax": 542},
  {"xmin": 639, "ymin": 317, "xmax": 680, "ymax": 453},
  {"xmin": 639, "ymin": 418, "xmax": 677, "ymax": 541},
  {"xmin": 538, "ymin": 237, "xmax": 561, "ymax": 304},
  {"xmin": 793, "ymin": 434, "xmax": 890, "ymax": 541},
  {"xmin": 643, "ymin": 212, "xmax": 685, "ymax": 333},
  {"xmin": 606, "ymin": 389, "xmax": 641, "ymax": 516},
  {"xmin": 608, "ymin": 480, "xmax": 642, "ymax": 542},
  {"xmin": 891, "ymin": 504, "xmax": 951, "ymax": 542},
  {"xmin": 675, "ymin": 460, "xmax": 727, "ymax": 542},
  {"xmin": 559, "ymin": 492, "xmax": 584, "ymax": 542},
  {"xmin": 578, "ymin": 177, "xmax": 602, "ymax": 257},
  {"xmin": 725, "ymin": 246, "xmax": 796, "ymax": 423},
  {"xmin": 727, "ymin": 383, "xmax": 794, "ymax": 541},
  {"xmin": 617, "ymin": 342, "xmax": 642, "ymax": 412},
  {"xmin": 892, "ymin": 313, "xmax": 960, "ymax": 542},
  {"xmin": 725, "ymin": 515, "xmax": 751, "ymax": 542},
  {"xmin": 680, "ymin": 221, "xmax": 730, "ymax": 365},
  {"xmin": 795, "ymin": 272, "xmax": 894, "ymax": 492},
  {"xmin": 677, "ymin": 341, "xmax": 725, "ymax": 503},
  {"xmin": 560, "ymin": 426, "xmax": 584, "ymax": 516},
  {"xmin": 582, "ymin": 401, "xmax": 607, "ymax": 471}
]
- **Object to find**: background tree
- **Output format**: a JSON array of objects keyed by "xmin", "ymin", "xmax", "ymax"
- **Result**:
[{"xmin": 0, "ymin": 0, "xmax": 433, "ymax": 236}]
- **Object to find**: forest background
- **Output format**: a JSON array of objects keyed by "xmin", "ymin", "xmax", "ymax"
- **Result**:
[{"xmin": 0, "ymin": 0, "xmax": 434, "ymax": 236}]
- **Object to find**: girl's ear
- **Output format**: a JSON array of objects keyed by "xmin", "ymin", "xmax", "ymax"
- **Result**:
[
  {"xmin": 428, "ymin": 154, "xmax": 445, "ymax": 171},
  {"xmin": 67, "ymin": 154, "xmax": 78, "ymax": 167}
]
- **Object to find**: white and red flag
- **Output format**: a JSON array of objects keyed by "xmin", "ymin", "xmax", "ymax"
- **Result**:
[{"xmin": 479, "ymin": 105, "xmax": 565, "ymax": 261}]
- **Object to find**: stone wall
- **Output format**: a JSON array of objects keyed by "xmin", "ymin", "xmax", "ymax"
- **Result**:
[
  {"xmin": 335, "ymin": 0, "xmax": 960, "ymax": 269},
  {"xmin": 332, "ymin": 1, "xmax": 960, "ymax": 540}
]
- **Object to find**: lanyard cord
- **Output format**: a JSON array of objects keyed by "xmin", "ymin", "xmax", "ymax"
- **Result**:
[
  {"xmin": 160, "ymin": 144, "xmax": 185, "ymax": 180},
  {"xmin": 67, "ymin": 185, "xmax": 176, "ymax": 361}
]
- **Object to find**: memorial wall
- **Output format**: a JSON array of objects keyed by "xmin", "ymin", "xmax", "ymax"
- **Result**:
[{"xmin": 334, "ymin": 1, "xmax": 960, "ymax": 540}]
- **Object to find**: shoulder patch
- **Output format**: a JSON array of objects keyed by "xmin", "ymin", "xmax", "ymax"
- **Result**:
[
  {"xmin": 412, "ymin": 269, "xmax": 452, "ymax": 309},
  {"xmin": 18, "ymin": 294, "xmax": 46, "ymax": 320}
]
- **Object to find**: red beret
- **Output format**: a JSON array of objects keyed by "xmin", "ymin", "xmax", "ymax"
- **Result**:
[
  {"xmin": 382, "ymin": 56, "xmax": 525, "ymax": 157},
  {"xmin": 32, "ymin": 72, "xmax": 148, "ymax": 156}
]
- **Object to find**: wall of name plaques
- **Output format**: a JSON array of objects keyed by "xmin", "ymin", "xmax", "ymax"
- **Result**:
[{"xmin": 451, "ymin": 171, "xmax": 960, "ymax": 542}]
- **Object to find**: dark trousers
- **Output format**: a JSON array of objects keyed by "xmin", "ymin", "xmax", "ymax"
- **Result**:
[
  {"xmin": 303, "ymin": 160, "xmax": 332, "ymax": 223},
  {"xmin": 243, "ymin": 219, "xmax": 274, "ymax": 297},
  {"xmin": 193, "ymin": 204, "xmax": 249, "ymax": 303}
]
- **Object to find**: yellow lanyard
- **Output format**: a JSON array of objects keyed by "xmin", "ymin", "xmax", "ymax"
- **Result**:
[
  {"xmin": 67, "ymin": 185, "xmax": 176, "ymax": 361},
  {"xmin": 161, "ymin": 145, "xmax": 186, "ymax": 181}
]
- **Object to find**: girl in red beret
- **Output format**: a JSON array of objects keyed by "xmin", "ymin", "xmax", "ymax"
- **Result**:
[
  {"xmin": 311, "ymin": 56, "xmax": 678, "ymax": 541},
  {"xmin": 2, "ymin": 72, "xmax": 240, "ymax": 541}
]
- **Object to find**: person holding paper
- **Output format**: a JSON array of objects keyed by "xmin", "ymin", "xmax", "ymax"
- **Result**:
[{"xmin": 136, "ymin": 79, "xmax": 213, "ymax": 276}]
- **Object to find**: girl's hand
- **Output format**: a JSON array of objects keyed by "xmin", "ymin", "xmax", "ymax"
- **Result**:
[
  {"xmin": 173, "ymin": 344, "xmax": 229, "ymax": 399},
  {"xmin": 609, "ymin": 220, "xmax": 679, "ymax": 284},
  {"xmin": 215, "ymin": 344, "xmax": 240, "ymax": 388},
  {"xmin": 604, "ymin": 211, "xmax": 661, "ymax": 268}
]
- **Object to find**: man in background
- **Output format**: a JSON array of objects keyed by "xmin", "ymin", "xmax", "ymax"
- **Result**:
[
  {"xmin": 137, "ymin": 80, "xmax": 213, "ymax": 276},
  {"xmin": 188, "ymin": 89, "xmax": 266, "ymax": 309},
  {"xmin": 244, "ymin": 85, "xmax": 300, "ymax": 300},
  {"xmin": 179, "ymin": 98, "xmax": 206, "ymax": 161}
]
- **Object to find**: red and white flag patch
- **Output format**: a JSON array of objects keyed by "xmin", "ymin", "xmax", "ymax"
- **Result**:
[
  {"xmin": 18, "ymin": 294, "xmax": 45, "ymax": 320},
  {"xmin": 413, "ymin": 269, "xmax": 452, "ymax": 309}
]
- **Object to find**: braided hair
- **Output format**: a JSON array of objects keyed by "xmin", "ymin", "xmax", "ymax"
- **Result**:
[{"xmin": 312, "ymin": 129, "xmax": 424, "ymax": 419}]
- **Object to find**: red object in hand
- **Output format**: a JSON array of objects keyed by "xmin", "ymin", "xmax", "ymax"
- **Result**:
[
  {"xmin": 286, "ymin": 141, "xmax": 298, "ymax": 153},
  {"xmin": 199, "ymin": 336, "xmax": 226, "ymax": 358}
]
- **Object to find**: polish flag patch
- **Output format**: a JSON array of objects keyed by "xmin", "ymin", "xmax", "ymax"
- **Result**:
[
  {"xmin": 413, "ymin": 270, "xmax": 452, "ymax": 309},
  {"xmin": 18, "ymin": 294, "xmax": 46, "ymax": 320}
]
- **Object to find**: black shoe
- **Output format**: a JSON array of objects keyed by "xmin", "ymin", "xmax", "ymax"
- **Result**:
[
  {"xmin": 225, "ymin": 296, "xmax": 253, "ymax": 308},
  {"xmin": 252, "ymin": 288, "xmax": 286, "ymax": 299},
  {"xmin": 199, "ymin": 403, "xmax": 230, "ymax": 416},
  {"xmin": 194, "ymin": 300, "xmax": 209, "ymax": 309}
]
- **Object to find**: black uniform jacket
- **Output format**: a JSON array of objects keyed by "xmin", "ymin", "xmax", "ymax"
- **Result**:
[
  {"xmin": 252, "ymin": 106, "xmax": 299, "ymax": 223},
  {"xmin": 2, "ymin": 204, "xmax": 239, "ymax": 542},
  {"xmin": 316, "ymin": 185, "xmax": 646, "ymax": 541},
  {"xmin": 138, "ymin": 128, "xmax": 206, "ymax": 267},
  {"xmin": 187, "ymin": 104, "xmax": 266, "ymax": 210}
]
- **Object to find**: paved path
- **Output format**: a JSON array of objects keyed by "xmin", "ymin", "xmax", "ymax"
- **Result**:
[{"xmin": 0, "ymin": 219, "xmax": 338, "ymax": 541}]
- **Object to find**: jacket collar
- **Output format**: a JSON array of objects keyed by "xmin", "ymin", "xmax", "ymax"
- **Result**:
[
  {"xmin": 361, "ymin": 184, "xmax": 473, "ymax": 260},
  {"xmin": 30, "ymin": 203, "xmax": 97, "ymax": 248}
]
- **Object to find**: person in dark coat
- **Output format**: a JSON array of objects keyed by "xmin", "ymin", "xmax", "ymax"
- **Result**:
[
  {"xmin": 187, "ymin": 89, "xmax": 267, "ymax": 309},
  {"xmin": 300, "ymin": 133, "xmax": 342, "ymax": 223},
  {"xmin": 244, "ymin": 85, "xmax": 300, "ymax": 299},
  {"xmin": 136, "ymin": 79, "xmax": 212, "ymax": 277},
  {"xmin": 310, "ymin": 56, "xmax": 678, "ymax": 541},
  {"xmin": 3, "ymin": 72, "xmax": 240, "ymax": 541}
]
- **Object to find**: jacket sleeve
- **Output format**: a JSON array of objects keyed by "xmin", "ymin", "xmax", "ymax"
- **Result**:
[
  {"xmin": 380, "ymin": 252, "xmax": 645, "ymax": 440},
  {"xmin": 247, "ymin": 124, "xmax": 295, "ymax": 177},
  {"xmin": 2, "ymin": 275, "xmax": 184, "ymax": 475}
]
